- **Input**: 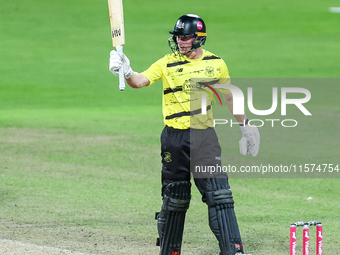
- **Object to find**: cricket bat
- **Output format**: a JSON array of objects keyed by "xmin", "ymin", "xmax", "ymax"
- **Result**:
[{"xmin": 108, "ymin": 0, "xmax": 125, "ymax": 91}]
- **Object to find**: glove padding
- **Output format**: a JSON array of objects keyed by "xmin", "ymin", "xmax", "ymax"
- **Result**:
[
  {"xmin": 239, "ymin": 124, "xmax": 260, "ymax": 156},
  {"xmin": 109, "ymin": 50, "xmax": 133, "ymax": 79}
]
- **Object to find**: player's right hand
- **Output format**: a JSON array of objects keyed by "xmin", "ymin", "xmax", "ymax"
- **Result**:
[{"xmin": 109, "ymin": 50, "xmax": 133, "ymax": 78}]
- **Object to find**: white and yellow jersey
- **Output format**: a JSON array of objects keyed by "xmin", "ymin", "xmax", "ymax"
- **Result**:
[{"xmin": 142, "ymin": 50, "xmax": 231, "ymax": 129}]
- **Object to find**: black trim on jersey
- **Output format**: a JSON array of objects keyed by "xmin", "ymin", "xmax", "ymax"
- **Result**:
[
  {"xmin": 167, "ymin": 60, "xmax": 190, "ymax": 67},
  {"xmin": 166, "ymin": 56, "xmax": 220, "ymax": 67},
  {"xmin": 165, "ymin": 105, "xmax": 212, "ymax": 120},
  {"xmin": 164, "ymin": 86, "xmax": 183, "ymax": 95},
  {"xmin": 202, "ymin": 55, "xmax": 221, "ymax": 60},
  {"xmin": 197, "ymin": 79, "xmax": 220, "ymax": 86}
]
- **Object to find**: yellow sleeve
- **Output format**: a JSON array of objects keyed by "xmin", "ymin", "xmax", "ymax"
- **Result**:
[
  {"xmin": 141, "ymin": 56, "xmax": 167, "ymax": 86},
  {"xmin": 217, "ymin": 59, "xmax": 231, "ymax": 94}
]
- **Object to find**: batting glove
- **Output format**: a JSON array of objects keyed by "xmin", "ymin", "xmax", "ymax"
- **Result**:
[
  {"xmin": 109, "ymin": 50, "xmax": 133, "ymax": 79},
  {"xmin": 239, "ymin": 123, "xmax": 260, "ymax": 156}
]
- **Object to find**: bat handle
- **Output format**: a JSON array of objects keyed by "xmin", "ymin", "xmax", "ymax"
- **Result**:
[{"xmin": 116, "ymin": 46, "xmax": 125, "ymax": 91}]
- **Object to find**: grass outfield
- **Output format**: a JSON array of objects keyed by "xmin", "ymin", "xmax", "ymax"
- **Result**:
[{"xmin": 1, "ymin": 0, "xmax": 340, "ymax": 254}]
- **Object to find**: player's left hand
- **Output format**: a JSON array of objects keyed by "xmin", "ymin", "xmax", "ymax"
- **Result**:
[{"xmin": 239, "ymin": 124, "xmax": 260, "ymax": 156}]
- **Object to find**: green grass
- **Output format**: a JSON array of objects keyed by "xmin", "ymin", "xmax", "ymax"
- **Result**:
[{"xmin": 0, "ymin": 0, "xmax": 340, "ymax": 254}]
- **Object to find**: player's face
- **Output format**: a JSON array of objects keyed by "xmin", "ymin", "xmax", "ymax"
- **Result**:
[{"xmin": 176, "ymin": 36, "xmax": 195, "ymax": 54}]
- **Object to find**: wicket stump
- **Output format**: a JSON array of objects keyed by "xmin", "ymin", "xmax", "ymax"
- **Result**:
[{"xmin": 290, "ymin": 221, "xmax": 323, "ymax": 255}]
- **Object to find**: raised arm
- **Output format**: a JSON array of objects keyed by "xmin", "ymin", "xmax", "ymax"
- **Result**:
[
  {"xmin": 109, "ymin": 50, "xmax": 150, "ymax": 89},
  {"xmin": 126, "ymin": 72, "xmax": 150, "ymax": 88}
]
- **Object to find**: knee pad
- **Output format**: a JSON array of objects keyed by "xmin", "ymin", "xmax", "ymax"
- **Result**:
[
  {"xmin": 157, "ymin": 181, "xmax": 191, "ymax": 255},
  {"xmin": 205, "ymin": 177, "xmax": 243, "ymax": 255}
]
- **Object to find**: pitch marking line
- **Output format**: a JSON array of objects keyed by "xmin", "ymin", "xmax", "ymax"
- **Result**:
[
  {"xmin": 329, "ymin": 7, "xmax": 340, "ymax": 13},
  {"xmin": 0, "ymin": 239, "xmax": 97, "ymax": 255}
]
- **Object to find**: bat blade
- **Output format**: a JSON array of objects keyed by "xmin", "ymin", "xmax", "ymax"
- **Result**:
[
  {"xmin": 108, "ymin": 0, "xmax": 125, "ymax": 91},
  {"xmin": 108, "ymin": 0, "xmax": 125, "ymax": 47}
]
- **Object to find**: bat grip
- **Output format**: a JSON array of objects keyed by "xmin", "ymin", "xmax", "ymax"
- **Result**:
[{"xmin": 116, "ymin": 46, "xmax": 125, "ymax": 91}]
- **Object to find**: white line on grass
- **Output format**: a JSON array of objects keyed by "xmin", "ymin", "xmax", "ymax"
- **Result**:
[
  {"xmin": 0, "ymin": 239, "xmax": 97, "ymax": 255},
  {"xmin": 329, "ymin": 7, "xmax": 340, "ymax": 13}
]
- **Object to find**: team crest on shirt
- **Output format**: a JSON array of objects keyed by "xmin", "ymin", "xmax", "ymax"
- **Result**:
[{"xmin": 205, "ymin": 66, "xmax": 214, "ymax": 77}]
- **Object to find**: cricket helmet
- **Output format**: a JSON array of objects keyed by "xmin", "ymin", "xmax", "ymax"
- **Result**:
[{"xmin": 168, "ymin": 14, "xmax": 207, "ymax": 54}]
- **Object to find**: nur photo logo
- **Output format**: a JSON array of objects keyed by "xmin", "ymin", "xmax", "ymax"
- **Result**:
[{"xmin": 197, "ymin": 82, "xmax": 312, "ymax": 128}]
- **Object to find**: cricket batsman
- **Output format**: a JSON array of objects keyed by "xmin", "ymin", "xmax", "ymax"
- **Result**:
[{"xmin": 109, "ymin": 14, "xmax": 259, "ymax": 255}]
